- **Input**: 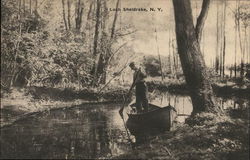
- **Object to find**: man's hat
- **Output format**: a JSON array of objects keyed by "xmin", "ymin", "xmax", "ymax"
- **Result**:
[{"xmin": 129, "ymin": 62, "xmax": 135, "ymax": 67}]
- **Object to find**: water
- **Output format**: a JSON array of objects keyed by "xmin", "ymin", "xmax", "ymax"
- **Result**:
[
  {"xmin": 1, "ymin": 93, "xmax": 249, "ymax": 159},
  {"xmin": 0, "ymin": 103, "xmax": 129, "ymax": 159},
  {"xmin": 150, "ymin": 92, "xmax": 249, "ymax": 122}
]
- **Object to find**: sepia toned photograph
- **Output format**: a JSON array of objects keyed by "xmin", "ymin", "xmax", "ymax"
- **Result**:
[{"xmin": 1, "ymin": 0, "xmax": 249, "ymax": 159}]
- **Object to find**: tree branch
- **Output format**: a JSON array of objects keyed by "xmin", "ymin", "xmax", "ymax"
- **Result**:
[
  {"xmin": 116, "ymin": 29, "xmax": 137, "ymax": 37},
  {"xmin": 195, "ymin": 0, "xmax": 210, "ymax": 42},
  {"xmin": 109, "ymin": 42, "xmax": 128, "ymax": 60}
]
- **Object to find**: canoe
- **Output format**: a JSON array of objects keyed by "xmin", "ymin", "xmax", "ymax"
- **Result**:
[{"xmin": 126, "ymin": 103, "xmax": 177, "ymax": 135}]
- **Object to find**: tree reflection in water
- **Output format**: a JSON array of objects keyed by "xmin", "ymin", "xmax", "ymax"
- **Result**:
[
  {"xmin": 0, "ymin": 104, "xmax": 128, "ymax": 159},
  {"xmin": 88, "ymin": 110, "xmax": 112, "ymax": 158}
]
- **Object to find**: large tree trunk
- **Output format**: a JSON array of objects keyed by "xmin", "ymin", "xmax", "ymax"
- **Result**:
[{"xmin": 172, "ymin": 0, "xmax": 219, "ymax": 114}]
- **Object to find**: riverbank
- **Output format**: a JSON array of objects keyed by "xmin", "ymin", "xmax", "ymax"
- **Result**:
[
  {"xmin": 0, "ymin": 86, "xmax": 129, "ymax": 127},
  {"xmin": 116, "ymin": 111, "xmax": 249, "ymax": 160}
]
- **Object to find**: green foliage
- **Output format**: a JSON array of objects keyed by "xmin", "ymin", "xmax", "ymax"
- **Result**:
[
  {"xmin": 26, "ymin": 31, "xmax": 94, "ymax": 87},
  {"xmin": 1, "ymin": 0, "xmax": 96, "ymax": 88},
  {"xmin": 1, "ymin": 0, "xmax": 48, "ymax": 87}
]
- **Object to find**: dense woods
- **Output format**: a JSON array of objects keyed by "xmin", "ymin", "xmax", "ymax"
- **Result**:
[
  {"xmin": 1, "ymin": 0, "xmax": 129, "ymax": 89},
  {"xmin": 214, "ymin": 0, "xmax": 250, "ymax": 79}
]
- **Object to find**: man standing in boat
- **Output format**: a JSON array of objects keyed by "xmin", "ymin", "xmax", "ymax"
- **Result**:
[{"xmin": 128, "ymin": 62, "xmax": 149, "ymax": 113}]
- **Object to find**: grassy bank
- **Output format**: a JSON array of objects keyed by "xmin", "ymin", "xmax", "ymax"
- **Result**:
[{"xmin": 116, "ymin": 111, "xmax": 249, "ymax": 160}]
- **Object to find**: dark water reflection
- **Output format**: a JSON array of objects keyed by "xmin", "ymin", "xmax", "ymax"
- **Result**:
[
  {"xmin": 150, "ymin": 92, "xmax": 249, "ymax": 122},
  {"xmin": 0, "ymin": 103, "xmax": 129, "ymax": 159}
]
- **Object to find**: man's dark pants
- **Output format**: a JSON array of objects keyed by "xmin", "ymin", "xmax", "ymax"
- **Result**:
[{"xmin": 135, "ymin": 82, "xmax": 149, "ymax": 112}]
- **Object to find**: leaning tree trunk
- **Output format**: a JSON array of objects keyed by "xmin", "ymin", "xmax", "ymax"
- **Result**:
[{"xmin": 172, "ymin": 0, "xmax": 220, "ymax": 114}]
